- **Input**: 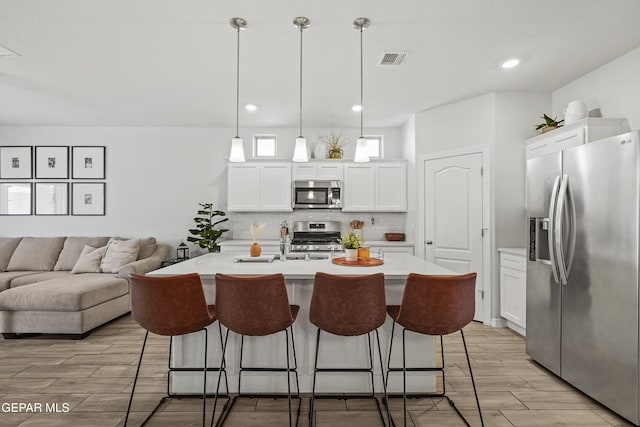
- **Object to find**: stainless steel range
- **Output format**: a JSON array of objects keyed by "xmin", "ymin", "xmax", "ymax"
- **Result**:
[{"xmin": 289, "ymin": 221, "xmax": 343, "ymax": 252}]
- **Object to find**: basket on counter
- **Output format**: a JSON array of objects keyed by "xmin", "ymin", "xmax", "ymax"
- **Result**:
[{"xmin": 384, "ymin": 233, "xmax": 405, "ymax": 241}]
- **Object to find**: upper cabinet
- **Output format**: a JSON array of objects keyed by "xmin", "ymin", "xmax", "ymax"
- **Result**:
[
  {"xmin": 524, "ymin": 118, "xmax": 629, "ymax": 159},
  {"xmin": 343, "ymin": 162, "xmax": 407, "ymax": 212},
  {"xmin": 292, "ymin": 163, "xmax": 343, "ymax": 181},
  {"xmin": 228, "ymin": 162, "xmax": 292, "ymax": 212}
]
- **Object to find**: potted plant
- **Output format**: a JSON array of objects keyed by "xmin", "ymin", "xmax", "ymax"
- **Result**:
[
  {"xmin": 187, "ymin": 203, "xmax": 229, "ymax": 253},
  {"xmin": 320, "ymin": 131, "xmax": 351, "ymax": 159},
  {"xmin": 536, "ymin": 114, "xmax": 564, "ymax": 134},
  {"xmin": 341, "ymin": 231, "xmax": 363, "ymax": 261}
]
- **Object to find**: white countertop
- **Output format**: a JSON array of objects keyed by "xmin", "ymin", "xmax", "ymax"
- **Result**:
[
  {"xmin": 219, "ymin": 239, "xmax": 415, "ymax": 247},
  {"xmin": 498, "ymin": 247, "xmax": 527, "ymax": 257},
  {"xmin": 148, "ymin": 252, "xmax": 452, "ymax": 281}
]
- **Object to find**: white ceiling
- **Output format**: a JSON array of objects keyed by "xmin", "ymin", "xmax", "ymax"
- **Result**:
[{"xmin": 1, "ymin": 0, "xmax": 639, "ymax": 128}]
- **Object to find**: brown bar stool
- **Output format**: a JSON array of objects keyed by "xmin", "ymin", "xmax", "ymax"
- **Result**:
[
  {"xmin": 212, "ymin": 273, "xmax": 300, "ymax": 427},
  {"xmin": 386, "ymin": 272, "xmax": 484, "ymax": 427},
  {"xmin": 309, "ymin": 272, "xmax": 391, "ymax": 427},
  {"xmin": 124, "ymin": 273, "xmax": 227, "ymax": 427}
]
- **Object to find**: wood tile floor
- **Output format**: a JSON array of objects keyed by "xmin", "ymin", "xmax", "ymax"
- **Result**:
[{"xmin": 0, "ymin": 316, "xmax": 634, "ymax": 426}]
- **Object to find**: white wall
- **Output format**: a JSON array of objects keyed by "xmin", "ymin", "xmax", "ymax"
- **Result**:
[
  {"xmin": 400, "ymin": 115, "xmax": 416, "ymax": 243},
  {"xmin": 0, "ymin": 125, "xmax": 400, "ymax": 250},
  {"xmin": 553, "ymin": 45, "xmax": 640, "ymax": 130}
]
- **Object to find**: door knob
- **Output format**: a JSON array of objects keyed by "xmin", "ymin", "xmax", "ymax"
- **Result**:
[{"xmin": 425, "ymin": 240, "xmax": 433, "ymax": 245}]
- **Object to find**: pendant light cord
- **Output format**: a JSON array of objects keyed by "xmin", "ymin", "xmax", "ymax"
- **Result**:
[
  {"xmin": 299, "ymin": 25, "xmax": 303, "ymax": 138},
  {"xmin": 235, "ymin": 25, "xmax": 240, "ymax": 138},
  {"xmin": 359, "ymin": 26, "xmax": 364, "ymax": 138}
]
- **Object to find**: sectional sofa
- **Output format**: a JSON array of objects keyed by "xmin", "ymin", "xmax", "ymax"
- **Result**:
[{"xmin": 0, "ymin": 236, "xmax": 169, "ymax": 339}]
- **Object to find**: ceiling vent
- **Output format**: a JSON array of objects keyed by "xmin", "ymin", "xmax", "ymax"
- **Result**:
[{"xmin": 378, "ymin": 51, "xmax": 408, "ymax": 66}]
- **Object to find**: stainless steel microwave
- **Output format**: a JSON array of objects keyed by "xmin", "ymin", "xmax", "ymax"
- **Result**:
[{"xmin": 292, "ymin": 180, "xmax": 342, "ymax": 209}]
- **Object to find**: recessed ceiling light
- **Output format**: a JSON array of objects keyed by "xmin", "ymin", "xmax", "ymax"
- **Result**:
[
  {"xmin": 352, "ymin": 105, "xmax": 363, "ymax": 112},
  {"xmin": 245, "ymin": 104, "xmax": 258, "ymax": 111},
  {"xmin": 501, "ymin": 58, "xmax": 520, "ymax": 69}
]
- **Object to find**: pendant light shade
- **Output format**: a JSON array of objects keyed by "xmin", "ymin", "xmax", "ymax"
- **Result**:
[
  {"xmin": 292, "ymin": 17, "xmax": 310, "ymax": 162},
  {"xmin": 229, "ymin": 17, "xmax": 247, "ymax": 163},
  {"xmin": 353, "ymin": 17, "xmax": 370, "ymax": 163}
]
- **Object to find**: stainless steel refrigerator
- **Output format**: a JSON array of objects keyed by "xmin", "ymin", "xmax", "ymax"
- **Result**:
[{"xmin": 526, "ymin": 130, "xmax": 640, "ymax": 424}]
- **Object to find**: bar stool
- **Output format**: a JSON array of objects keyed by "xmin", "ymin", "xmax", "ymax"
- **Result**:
[
  {"xmin": 309, "ymin": 272, "xmax": 391, "ymax": 427},
  {"xmin": 386, "ymin": 272, "xmax": 483, "ymax": 427},
  {"xmin": 212, "ymin": 273, "xmax": 300, "ymax": 427},
  {"xmin": 125, "ymin": 273, "xmax": 227, "ymax": 427}
]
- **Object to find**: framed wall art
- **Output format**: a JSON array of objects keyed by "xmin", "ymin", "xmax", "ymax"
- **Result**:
[
  {"xmin": 0, "ymin": 182, "xmax": 32, "ymax": 215},
  {"xmin": 72, "ymin": 182, "xmax": 105, "ymax": 215},
  {"xmin": 35, "ymin": 182, "xmax": 69, "ymax": 215},
  {"xmin": 35, "ymin": 146, "xmax": 69, "ymax": 179},
  {"xmin": 0, "ymin": 146, "xmax": 32, "ymax": 179},
  {"xmin": 72, "ymin": 146, "xmax": 105, "ymax": 179}
]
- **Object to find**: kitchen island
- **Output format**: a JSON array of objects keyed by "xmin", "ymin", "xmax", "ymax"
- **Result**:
[{"xmin": 147, "ymin": 252, "xmax": 455, "ymax": 394}]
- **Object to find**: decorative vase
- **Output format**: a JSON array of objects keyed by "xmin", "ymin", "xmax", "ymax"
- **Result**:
[
  {"xmin": 250, "ymin": 242, "xmax": 262, "ymax": 257},
  {"xmin": 329, "ymin": 148, "xmax": 343, "ymax": 159},
  {"xmin": 314, "ymin": 141, "xmax": 327, "ymax": 159},
  {"xmin": 345, "ymin": 248, "xmax": 358, "ymax": 261}
]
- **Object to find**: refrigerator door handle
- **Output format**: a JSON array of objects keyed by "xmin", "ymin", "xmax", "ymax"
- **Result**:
[
  {"xmin": 555, "ymin": 174, "xmax": 570, "ymax": 285},
  {"xmin": 548, "ymin": 175, "xmax": 561, "ymax": 284}
]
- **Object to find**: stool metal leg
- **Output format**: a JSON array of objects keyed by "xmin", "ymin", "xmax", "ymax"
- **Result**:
[
  {"xmin": 461, "ymin": 329, "xmax": 484, "ymax": 427},
  {"xmin": 124, "ymin": 330, "xmax": 148, "ymax": 427},
  {"xmin": 285, "ymin": 328, "xmax": 293, "ymax": 427},
  {"xmin": 374, "ymin": 329, "xmax": 393, "ymax": 427},
  {"xmin": 309, "ymin": 328, "xmax": 321, "ymax": 427}
]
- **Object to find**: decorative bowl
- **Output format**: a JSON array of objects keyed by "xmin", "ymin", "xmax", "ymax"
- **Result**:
[{"xmin": 384, "ymin": 233, "xmax": 405, "ymax": 241}]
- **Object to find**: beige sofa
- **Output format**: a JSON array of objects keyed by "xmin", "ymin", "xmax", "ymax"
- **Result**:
[{"xmin": 0, "ymin": 236, "xmax": 169, "ymax": 339}]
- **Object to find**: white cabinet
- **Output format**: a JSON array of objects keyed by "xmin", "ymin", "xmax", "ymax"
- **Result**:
[
  {"xmin": 367, "ymin": 243, "xmax": 414, "ymax": 256},
  {"xmin": 227, "ymin": 162, "xmax": 292, "ymax": 212},
  {"xmin": 343, "ymin": 162, "xmax": 407, "ymax": 212},
  {"xmin": 524, "ymin": 118, "xmax": 628, "ymax": 159},
  {"xmin": 292, "ymin": 163, "xmax": 343, "ymax": 180},
  {"xmin": 499, "ymin": 248, "xmax": 526, "ymax": 335}
]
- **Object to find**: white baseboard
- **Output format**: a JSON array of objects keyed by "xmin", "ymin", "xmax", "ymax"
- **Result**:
[{"xmin": 489, "ymin": 317, "xmax": 508, "ymax": 328}]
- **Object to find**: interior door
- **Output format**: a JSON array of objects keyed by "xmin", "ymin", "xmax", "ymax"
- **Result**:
[{"xmin": 424, "ymin": 153, "xmax": 483, "ymax": 320}]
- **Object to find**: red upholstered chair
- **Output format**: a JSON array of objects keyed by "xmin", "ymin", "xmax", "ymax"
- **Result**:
[
  {"xmin": 213, "ymin": 273, "xmax": 300, "ymax": 427},
  {"xmin": 124, "ymin": 273, "xmax": 226, "ymax": 427},
  {"xmin": 386, "ymin": 272, "xmax": 484, "ymax": 427},
  {"xmin": 308, "ymin": 272, "xmax": 391, "ymax": 427}
]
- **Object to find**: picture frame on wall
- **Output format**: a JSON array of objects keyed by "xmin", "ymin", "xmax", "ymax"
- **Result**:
[
  {"xmin": 0, "ymin": 182, "xmax": 32, "ymax": 215},
  {"xmin": 72, "ymin": 146, "xmax": 105, "ymax": 179},
  {"xmin": 0, "ymin": 146, "xmax": 32, "ymax": 179},
  {"xmin": 35, "ymin": 182, "xmax": 69, "ymax": 215},
  {"xmin": 72, "ymin": 182, "xmax": 105, "ymax": 216},
  {"xmin": 35, "ymin": 146, "xmax": 69, "ymax": 179}
]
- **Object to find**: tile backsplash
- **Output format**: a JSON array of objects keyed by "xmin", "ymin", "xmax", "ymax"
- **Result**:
[{"xmin": 226, "ymin": 211, "xmax": 407, "ymax": 242}]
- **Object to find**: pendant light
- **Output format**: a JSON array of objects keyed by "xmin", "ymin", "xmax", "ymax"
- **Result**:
[
  {"xmin": 292, "ymin": 17, "xmax": 310, "ymax": 162},
  {"xmin": 228, "ymin": 17, "xmax": 247, "ymax": 162},
  {"xmin": 353, "ymin": 17, "xmax": 370, "ymax": 163}
]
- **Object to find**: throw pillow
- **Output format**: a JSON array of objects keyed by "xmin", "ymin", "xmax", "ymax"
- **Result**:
[
  {"xmin": 137, "ymin": 237, "xmax": 157, "ymax": 260},
  {"xmin": 71, "ymin": 245, "xmax": 108, "ymax": 274},
  {"xmin": 100, "ymin": 239, "xmax": 141, "ymax": 273}
]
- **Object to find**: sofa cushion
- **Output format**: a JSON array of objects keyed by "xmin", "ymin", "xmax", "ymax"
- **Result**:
[
  {"xmin": 7, "ymin": 237, "xmax": 66, "ymax": 271},
  {"xmin": 0, "ymin": 274, "xmax": 128, "ymax": 312},
  {"xmin": 100, "ymin": 239, "xmax": 141, "ymax": 273},
  {"xmin": 137, "ymin": 237, "xmax": 157, "ymax": 260},
  {"xmin": 9, "ymin": 271, "xmax": 73, "ymax": 288},
  {"xmin": 71, "ymin": 245, "xmax": 107, "ymax": 274},
  {"xmin": 54, "ymin": 237, "xmax": 110, "ymax": 271},
  {"xmin": 0, "ymin": 238, "xmax": 22, "ymax": 271},
  {"xmin": 0, "ymin": 272, "xmax": 40, "ymax": 292}
]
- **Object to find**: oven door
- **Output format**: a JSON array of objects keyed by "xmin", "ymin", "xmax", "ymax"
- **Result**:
[{"xmin": 293, "ymin": 184, "xmax": 330, "ymax": 208}]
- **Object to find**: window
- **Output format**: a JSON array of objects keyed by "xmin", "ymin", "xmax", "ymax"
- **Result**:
[
  {"xmin": 253, "ymin": 135, "xmax": 277, "ymax": 158},
  {"xmin": 364, "ymin": 135, "xmax": 383, "ymax": 158}
]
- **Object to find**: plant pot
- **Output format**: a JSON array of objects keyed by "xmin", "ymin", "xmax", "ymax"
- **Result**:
[
  {"xmin": 250, "ymin": 242, "xmax": 262, "ymax": 257},
  {"xmin": 208, "ymin": 246, "xmax": 221, "ymax": 253},
  {"xmin": 328, "ymin": 148, "xmax": 343, "ymax": 159},
  {"xmin": 345, "ymin": 248, "xmax": 358, "ymax": 261}
]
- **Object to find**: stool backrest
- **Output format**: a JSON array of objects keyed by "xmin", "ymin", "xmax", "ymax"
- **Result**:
[
  {"xmin": 129, "ymin": 273, "xmax": 213, "ymax": 336},
  {"xmin": 214, "ymin": 273, "xmax": 294, "ymax": 336},
  {"xmin": 397, "ymin": 273, "xmax": 477, "ymax": 335},
  {"xmin": 310, "ymin": 272, "xmax": 386, "ymax": 336}
]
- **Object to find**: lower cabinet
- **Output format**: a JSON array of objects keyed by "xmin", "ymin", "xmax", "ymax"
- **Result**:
[
  {"xmin": 368, "ymin": 244, "xmax": 414, "ymax": 256},
  {"xmin": 499, "ymin": 249, "xmax": 526, "ymax": 335}
]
